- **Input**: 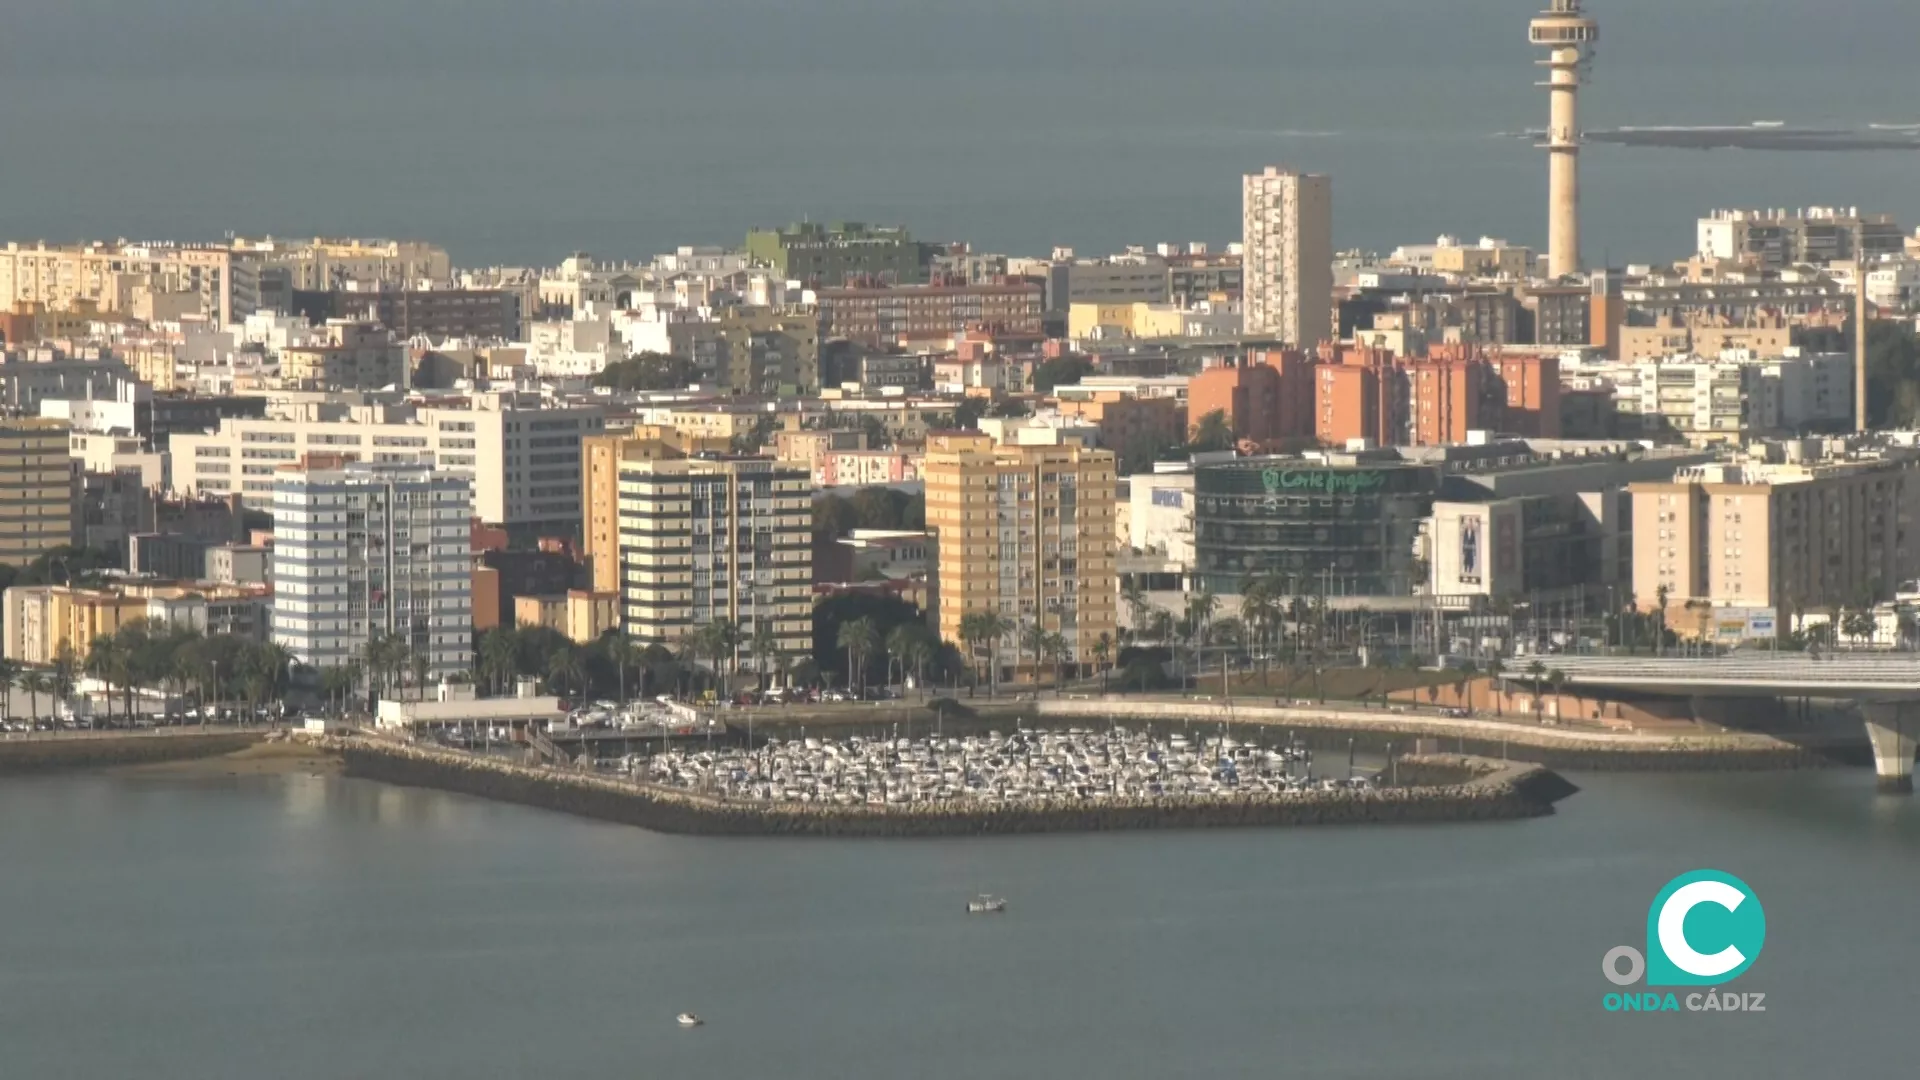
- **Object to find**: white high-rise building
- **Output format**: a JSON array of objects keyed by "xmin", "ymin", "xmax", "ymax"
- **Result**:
[
  {"xmin": 270, "ymin": 461, "xmax": 473, "ymax": 680},
  {"xmin": 1241, "ymin": 167, "xmax": 1332, "ymax": 346}
]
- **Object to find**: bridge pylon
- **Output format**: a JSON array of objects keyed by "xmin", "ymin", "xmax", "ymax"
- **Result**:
[{"xmin": 1861, "ymin": 702, "xmax": 1918, "ymax": 795}]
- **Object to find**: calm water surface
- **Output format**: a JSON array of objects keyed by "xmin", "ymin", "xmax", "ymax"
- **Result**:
[
  {"xmin": 1, "ymin": 766, "xmax": 1915, "ymax": 1079},
  {"xmin": 3, "ymin": 1, "xmax": 1919, "ymax": 264}
]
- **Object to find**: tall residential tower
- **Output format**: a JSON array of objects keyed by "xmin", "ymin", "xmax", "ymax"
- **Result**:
[
  {"xmin": 1529, "ymin": 0, "xmax": 1598, "ymax": 279},
  {"xmin": 1241, "ymin": 167, "xmax": 1332, "ymax": 348}
]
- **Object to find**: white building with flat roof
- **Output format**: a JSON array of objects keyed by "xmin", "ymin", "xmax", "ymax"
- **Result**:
[
  {"xmin": 270, "ymin": 461, "xmax": 472, "ymax": 679},
  {"xmin": 170, "ymin": 390, "xmax": 605, "ymax": 536}
]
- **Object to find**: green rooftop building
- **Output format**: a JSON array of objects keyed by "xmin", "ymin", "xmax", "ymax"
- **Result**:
[{"xmin": 745, "ymin": 222, "xmax": 928, "ymax": 287}]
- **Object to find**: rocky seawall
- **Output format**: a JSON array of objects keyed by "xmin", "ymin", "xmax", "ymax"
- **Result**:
[
  {"xmin": 328, "ymin": 737, "xmax": 1574, "ymax": 838},
  {"xmin": 0, "ymin": 732, "xmax": 264, "ymax": 774}
]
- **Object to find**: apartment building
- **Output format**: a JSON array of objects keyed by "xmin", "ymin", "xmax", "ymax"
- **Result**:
[
  {"xmin": 279, "ymin": 321, "xmax": 408, "ymax": 391},
  {"xmin": 1631, "ymin": 457, "xmax": 1920, "ymax": 613},
  {"xmin": 580, "ymin": 431, "xmax": 685, "ymax": 595},
  {"xmin": 613, "ymin": 458, "xmax": 812, "ymax": 671},
  {"xmin": 666, "ymin": 306, "xmax": 820, "ymax": 394},
  {"xmin": 1242, "ymin": 166, "xmax": 1333, "ymax": 346},
  {"xmin": 0, "ymin": 241, "xmax": 245, "ymax": 323},
  {"xmin": 0, "ymin": 417, "xmax": 76, "ymax": 567},
  {"xmin": 230, "ymin": 237, "xmax": 452, "ymax": 291},
  {"xmin": 817, "ymin": 281, "xmax": 1045, "ymax": 349},
  {"xmin": 745, "ymin": 222, "xmax": 926, "ymax": 286},
  {"xmin": 172, "ymin": 391, "xmax": 604, "ymax": 537},
  {"xmin": 269, "ymin": 460, "xmax": 473, "ymax": 678},
  {"xmin": 1697, "ymin": 207, "xmax": 1904, "ymax": 268},
  {"xmin": 924, "ymin": 432, "xmax": 1118, "ymax": 681},
  {"xmin": 3, "ymin": 580, "xmax": 271, "ymax": 665}
]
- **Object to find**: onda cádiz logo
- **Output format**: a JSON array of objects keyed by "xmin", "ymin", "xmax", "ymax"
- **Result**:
[{"xmin": 1600, "ymin": 870, "xmax": 1767, "ymax": 1014}]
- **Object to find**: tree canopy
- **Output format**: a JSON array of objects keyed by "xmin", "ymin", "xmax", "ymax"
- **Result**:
[
  {"xmin": 1188, "ymin": 409, "xmax": 1235, "ymax": 453},
  {"xmin": 1032, "ymin": 356, "xmax": 1093, "ymax": 394},
  {"xmin": 593, "ymin": 352, "xmax": 700, "ymax": 391},
  {"xmin": 0, "ymin": 545, "xmax": 124, "ymax": 595}
]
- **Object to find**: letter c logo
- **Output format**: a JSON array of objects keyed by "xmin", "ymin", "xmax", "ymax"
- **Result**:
[
  {"xmin": 1644, "ymin": 870, "xmax": 1765, "ymax": 986},
  {"xmin": 1657, "ymin": 880, "xmax": 1747, "ymax": 978}
]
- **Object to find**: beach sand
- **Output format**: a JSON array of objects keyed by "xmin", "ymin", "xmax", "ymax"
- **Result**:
[{"xmin": 110, "ymin": 738, "xmax": 343, "ymax": 779}]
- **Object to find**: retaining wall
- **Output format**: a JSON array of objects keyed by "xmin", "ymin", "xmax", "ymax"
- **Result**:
[{"xmin": 0, "ymin": 732, "xmax": 263, "ymax": 775}]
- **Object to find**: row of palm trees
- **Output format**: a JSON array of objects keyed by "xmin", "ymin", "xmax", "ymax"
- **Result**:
[
  {"xmin": 953, "ymin": 611, "xmax": 1117, "ymax": 696},
  {"xmin": 0, "ymin": 619, "xmax": 295, "ymax": 727}
]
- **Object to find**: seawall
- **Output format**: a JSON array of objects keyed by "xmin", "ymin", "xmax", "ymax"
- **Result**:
[
  {"xmin": 331, "ymin": 737, "xmax": 1574, "ymax": 837},
  {"xmin": 0, "ymin": 732, "xmax": 264, "ymax": 775}
]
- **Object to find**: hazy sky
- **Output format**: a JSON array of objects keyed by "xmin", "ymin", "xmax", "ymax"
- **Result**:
[{"xmin": 1, "ymin": 1, "xmax": 1915, "ymax": 263}]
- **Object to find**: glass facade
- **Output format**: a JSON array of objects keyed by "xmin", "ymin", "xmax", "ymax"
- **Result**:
[{"xmin": 1193, "ymin": 461, "xmax": 1437, "ymax": 596}]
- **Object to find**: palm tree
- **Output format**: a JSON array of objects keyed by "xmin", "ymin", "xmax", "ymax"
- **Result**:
[
  {"xmin": 51, "ymin": 644, "xmax": 77, "ymax": 721},
  {"xmin": 547, "ymin": 646, "xmax": 585, "ymax": 703},
  {"xmin": 1653, "ymin": 585, "xmax": 1671, "ymax": 657},
  {"xmin": 1456, "ymin": 660, "xmax": 1479, "ymax": 713},
  {"xmin": 1547, "ymin": 668, "xmax": 1571, "ymax": 724},
  {"xmin": 749, "ymin": 622, "xmax": 779, "ymax": 690},
  {"xmin": 1485, "ymin": 657, "xmax": 1505, "ymax": 717},
  {"xmin": 1240, "ymin": 579, "xmax": 1279, "ymax": 685},
  {"xmin": 884, "ymin": 624, "xmax": 920, "ymax": 693},
  {"xmin": 837, "ymin": 617, "xmax": 879, "ymax": 695},
  {"xmin": 1121, "ymin": 578, "xmax": 1150, "ymax": 637},
  {"xmin": 1525, "ymin": 659, "xmax": 1548, "ymax": 723},
  {"xmin": 711, "ymin": 619, "xmax": 741, "ymax": 683},
  {"xmin": 1041, "ymin": 632, "xmax": 1069, "ymax": 694},
  {"xmin": 480, "ymin": 626, "xmax": 521, "ymax": 696},
  {"xmin": 903, "ymin": 635, "xmax": 935, "ymax": 697},
  {"xmin": 85, "ymin": 633, "xmax": 125, "ymax": 727},
  {"xmin": 22, "ymin": 669, "xmax": 52, "ymax": 727},
  {"xmin": 410, "ymin": 650, "xmax": 433, "ymax": 702},
  {"xmin": 958, "ymin": 611, "xmax": 1015, "ymax": 697},
  {"xmin": 1092, "ymin": 632, "xmax": 1113, "ymax": 694},
  {"xmin": 0, "ymin": 658, "xmax": 17, "ymax": 728},
  {"xmin": 1184, "ymin": 590, "xmax": 1218, "ymax": 687},
  {"xmin": 604, "ymin": 633, "xmax": 641, "ymax": 703},
  {"xmin": 240, "ymin": 641, "xmax": 293, "ymax": 718},
  {"xmin": 1020, "ymin": 620, "xmax": 1049, "ymax": 685}
]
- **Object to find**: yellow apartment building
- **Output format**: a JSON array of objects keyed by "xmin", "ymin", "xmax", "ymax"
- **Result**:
[{"xmin": 924, "ymin": 431, "xmax": 1118, "ymax": 681}]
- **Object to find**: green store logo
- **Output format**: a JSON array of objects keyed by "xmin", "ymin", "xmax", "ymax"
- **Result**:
[{"xmin": 1260, "ymin": 469, "xmax": 1387, "ymax": 496}]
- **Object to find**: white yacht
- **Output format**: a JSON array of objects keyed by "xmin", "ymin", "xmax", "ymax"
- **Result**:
[{"xmin": 967, "ymin": 894, "xmax": 1008, "ymax": 914}]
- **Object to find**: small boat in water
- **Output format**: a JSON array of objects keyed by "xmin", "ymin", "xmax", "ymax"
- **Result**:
[
  {"xmin": 967, "ymin": 894, "xmax": 1007, "ymax": 914},
  {"xmin": 677, "ymin": 1013, "xmax": 703, "ymax": 1027}
]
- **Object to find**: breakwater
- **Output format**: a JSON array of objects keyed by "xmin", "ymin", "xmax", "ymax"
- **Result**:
[
  {"xmin": 1035, "ymin": 699, "xmax": 1850, "ymax": 772},
  {"xmin": 0, "ymin": 731, "xmax": 264, "ymax": 775},
  {"xmin": 327, "ymin": 737, "xmax": 1574, "ymax": 837}
]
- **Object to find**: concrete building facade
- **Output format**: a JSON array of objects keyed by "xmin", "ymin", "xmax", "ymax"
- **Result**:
[
  {"xmin": 1631, "ymin": 457, "xmax": 1920, "ymax": 613},
  {"xmin": 924, "ymin": 432, "xmax": 1118, "ymax": 680},
  {"xmin": 0, "ymin": 417, "xmax": 75, "ymax": 567},
  {"xmin": 613, "ymin": 458, "xmax": 813, "ymax": 673},
  {"xmin": 1242, "ymin": 167, "xmax": 1333, "ymax": 347},
  {"xmin": 269, "ymin": 460, "xmax": 473, "ymax": 679}
]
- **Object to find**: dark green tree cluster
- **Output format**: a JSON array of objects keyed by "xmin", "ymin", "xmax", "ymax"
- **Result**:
[
  {"xmin": 592, "ymin": 352, "xmax": 700, "ymax": 392},
  {"xmin": 812, "ymin": 489, "xmax": 925, "ymax": 541},
  {"xmin": 0, "ymin": 545, "xmax": 123, "ymax": 594},
  {"xmin": 813, "ymin": 593, "xmax": 952, "ymax": 693},
  {"xmin": 1187, "ymin": 409, "xmax": 1235, "ymax": 453},
  {"xmin": 1031, "ymin": 356, "xmax": 1093, "ymax": 394}
]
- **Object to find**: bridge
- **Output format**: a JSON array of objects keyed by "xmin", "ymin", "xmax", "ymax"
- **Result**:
[{"xmin": 1544, "ymin": 655, "xmax": 1920, "ymax": 793}]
